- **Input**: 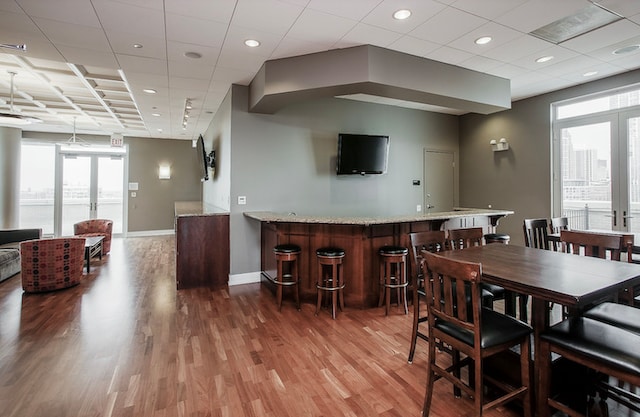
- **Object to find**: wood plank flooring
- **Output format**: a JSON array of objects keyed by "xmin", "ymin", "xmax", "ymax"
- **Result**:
[{"xmin": 0, "ymin": 235, "xmax": 636, "ymax": 417}]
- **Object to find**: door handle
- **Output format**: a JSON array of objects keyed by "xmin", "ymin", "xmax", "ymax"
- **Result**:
[{"xmin": 623, "ymin": 211, "xmax": 634, "ymax": 228}]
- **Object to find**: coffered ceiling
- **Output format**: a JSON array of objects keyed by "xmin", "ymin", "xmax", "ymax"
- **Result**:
[{"xmin": 0, "ymin": 0, "xmax": 639, "ymax": 140}]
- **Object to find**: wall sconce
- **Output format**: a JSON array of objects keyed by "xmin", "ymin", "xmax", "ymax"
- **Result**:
[
  {"xmin": 490, "ymin": 138, "xmax": 509, "ymax": 152},
  {"xmin": 158, "ymin": 164, "xmax": 171, "ymax": 179}
]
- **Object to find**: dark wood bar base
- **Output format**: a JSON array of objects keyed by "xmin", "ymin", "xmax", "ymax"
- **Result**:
[
  {"xmin": 175, "ymin": 202, "xmax": 230, "ymax": 290},
  {"xmin": 258, "ymin": 214, "xmax": 503, "ymax": 309}
]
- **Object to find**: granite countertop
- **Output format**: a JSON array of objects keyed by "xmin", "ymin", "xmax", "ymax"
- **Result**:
[
  {"xmin": 175, "ymin": 201, "xmax": 229, "ymax": 217},
  {"xmin": 243, "ymin": 208, "xmax": 513, "ymax": 226}
]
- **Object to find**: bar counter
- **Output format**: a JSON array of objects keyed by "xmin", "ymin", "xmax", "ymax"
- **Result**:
[{"xmin": 245, "ymin": 208, "xmax": 513, "ymax": 309}]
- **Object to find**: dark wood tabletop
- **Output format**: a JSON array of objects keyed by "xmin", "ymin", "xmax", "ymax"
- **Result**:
[{"xmin": 437, "ymin": 243, "xmax": 640, "ymax": 308}]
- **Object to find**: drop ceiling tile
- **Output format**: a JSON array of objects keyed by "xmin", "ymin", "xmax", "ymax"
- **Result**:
[
  {"xmin": 362, "ymin": 0, "xmax": 447, "ymax": 33},
  {"xmin": 410, "ymin": 7, "xmax": 487, "ymax": 45},
  {"xmin": 485, "ymin": 63, "xmax": 529, "ymax": 79},
  {"xmin": 167, "ymin": 76, "xmax": 210, "ymax": 91},
  {"xmin": 388, "ymin": 35, "xmax": 440, "ymax": 58},
  {"xmin": 482, "ymin": 34, "xmax": 551, "ymax": 62},
  {"xmin": 216, "ymin": 49, "xmax": 266, "ymax": 73},
  {"xmin": 56, "ymin": 45, "xmax": 119, "ymax": 68},
  {"xmin": 212, "ymin": 65, "xmax": 255, "ymax": 85},
  {"xmin": 537, "ymin": 54, "xmax": 603, "ymax": 78},
  {"xmin": 116, "ymin": 55, "xmax": 167, "ymax": 75},
  {"xmin": 164, "ymin": 0, "xmax": 236, "ymax": 22},
  {"xmin": 586, "ymin": 34, "xmax": 640, "ymax": 62},
  {"xmin": 270, "ymin": 37, "xmax": 333, "ymax": 60},
  {"xmin": 17, "ymin": 0, "xmax": 101, "ymax": 26},
  {"xmin": 167, "ymin": 41, "xmax": 220, "ymax": 66},
  {"xmin": 459, "ymin": 55, "xmax": 503, "ymax": 73},
  {"xmin": 337, "ymin": 23, "xmax": 404, "ymax": 49},
  {"xmin": 107, "ymin": 32, "xmax": 168, "ymax": 59},
  {"xmin": 560, "ymin": 62, "xmax": 627, "ymax": 83},
  {"xmin": 32, "ymin": 18, "xmax": 112, "ymax": 51},
  {"xmin": 286, "ymin": 8, "xmax": 357, "ymax": 44},
  {"xmin": 447, "ymin": 22, "xmax": 523, "ymax": 54},
  {"xmin": 306, "ymin": 0, "xmax": 380, "ymax": 20},
  {"xmin": 92, "ymin": 0, "xmax": 165, "ymax": 38},
  {"xmin": 450, "ymin": 0, "xmax": 528, "ymax": 20},
  {"xmin": 512, "ymin": 45, "xmax": 580, "ymax": 70},
  {"xmin": 425, "ymin": 45, "xmax": 474, "ymax": 65},
  {"xmin": 221, "ymin": 25, "xmax": 283, "ymax": 58},
  {"xmin": 232, "ymin": 0, "xmax": 304, "ymax": 36},
  {"xmin": 165, "ymin": 13, "xmax": 229, "ymax": 48},
  {"xmin": 592, "ymin": 0, "xmax": 640, "ymax": 17}
]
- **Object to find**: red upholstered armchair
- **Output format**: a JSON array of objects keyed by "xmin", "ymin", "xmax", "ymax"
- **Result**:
[
  {"xmin": 20, "ymin": 237, "xmax": 86, "ymax": 293},
  {"xmin": 73, "ymin": 219, "xmax": 113, "ymax": 255}
]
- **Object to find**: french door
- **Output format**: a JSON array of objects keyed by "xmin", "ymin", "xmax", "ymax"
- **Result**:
[
  {"xmin": 553, "ymin": 109, "xmax": 640, "ymax": 234},
  {"xmin": 57, "ymin": 147, "xmax": 125, "ymax": 236}
]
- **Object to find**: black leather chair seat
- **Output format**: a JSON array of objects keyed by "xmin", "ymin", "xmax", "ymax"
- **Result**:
[
  {"xmin": 435, "ymin": 307, "xmax": 532, "ymax": 349},
  {"xmin": 379, "ymin": 245, "xmax": 408, "ymax": 255},
  {"xmin": 274, "ymin": 243, "xmax": 301, "ymax": 253},
  {"xmin": 541, "ymin": 317, "xmax": 640, "ymax": 375},
  {"xmin": 482, "ymin": 283, "xmax": 505, "ymax": 299},
  {"xmin": 316, "ymin": 247, "xmax": 345, "ymax": 257},
  {"xmin": 583, "ymin": 302, "xmax": 640, "ymax": 334}
]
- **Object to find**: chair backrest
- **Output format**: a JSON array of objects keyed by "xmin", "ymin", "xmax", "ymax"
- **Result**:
[
  {"xmin": 560, "ymin": 230, "xmax": 625, "ymax": 261},
  {"xmin": 447, "ymin": 227, "xmax": 483, "ymax": 250},
  {"xmin": 408, "ymin": 231, "xmax": 447, "ymax": 280},
  {"xmin": 20, "ymin": 237, "xmax": 86, "ymax": 292},
  {"xmin": 422, "ymin": 251, "xmax": 483, "ymax": 342},
  {"xmin": 550, "ymin": 217, "xmax": 569, "ymax": 234},
  {"xmin": 523, "ymin": 218, "xmax": 550, "ymax": 250}
]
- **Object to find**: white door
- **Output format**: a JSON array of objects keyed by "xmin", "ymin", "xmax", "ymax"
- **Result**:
[{"xmin": 424, "ymin": 150, "xmax": 455, "ymax": 213}]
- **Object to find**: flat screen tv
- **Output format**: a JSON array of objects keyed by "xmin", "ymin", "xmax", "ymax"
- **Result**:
[
  {"xmin": 196, "ymin": 134, "xmax": 209, "ymax": 181},
  {"xmin": 336, "ymin": 133, "xmax": 389, "ymax": 175}
]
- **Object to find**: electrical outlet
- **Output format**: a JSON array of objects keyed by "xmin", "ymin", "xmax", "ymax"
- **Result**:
[
  {"xmin": 416, "ymin": 204, "xmax": 421, "ymax": 212},
  {"xmin": 238, "ymin": 196, "xmax": 246, "ymax": 205}
]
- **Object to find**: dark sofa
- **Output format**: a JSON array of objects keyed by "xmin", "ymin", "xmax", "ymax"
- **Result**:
[{"xmin": 0, "ymin": 229, "xmax": 42, "ymax": 283}]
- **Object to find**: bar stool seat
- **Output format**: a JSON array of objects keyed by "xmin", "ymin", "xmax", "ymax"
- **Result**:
[
  {"xmin": 378, "ymin": 245, "xmax": 409, "ymax": 316},
  {"xmin": 484, "ymin": 233, "xmax": 510, "ymax": 244},
  {"xmin": 273, "ymin": 243, "xmax": 301, "ymax": 311},
  {"xmin": 316, "ymin": 247, "xmax": 345, "ymax": 319}
]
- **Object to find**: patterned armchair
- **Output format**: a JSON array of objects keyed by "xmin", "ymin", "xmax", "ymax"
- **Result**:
[
  {"xmin": 20, "ymin": 237, "xmax": 86, "ymax": 293},
  {"xmin": 73, "ymin": 219, "xmax": 113, "ymax": 255}
]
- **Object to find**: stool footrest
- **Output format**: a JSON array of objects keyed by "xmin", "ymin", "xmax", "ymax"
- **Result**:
[{"xmin": 316, "ymin": 284, "xmax": 346, "ymax": 291}]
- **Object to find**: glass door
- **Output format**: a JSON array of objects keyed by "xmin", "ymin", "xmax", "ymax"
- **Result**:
[
  {"xmin": 621, "ymin": 112, "xmax": 640, "ymax": 234},
  {"xmin": 61, "ymin": 154, "xmax": 92, "ymax": 236},
  {"xmin": 556, "ymin": 118, "xmax": 613, "ymax": 230},
  {"xmin": 56, "ymin": 145, "xmax": 126, "ymax": 237},
  {"xmin": 554, "ymin": 110, "xmax": 639, "ymax": 233}
]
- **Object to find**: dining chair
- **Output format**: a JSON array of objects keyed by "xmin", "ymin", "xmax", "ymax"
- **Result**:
[
  {"xmin": 549, "ymin": 216, "xmax": 569, "ymax": 234},
  {"xmin": 523, "ymin": 218, "xmax": 551, "ymax": 250},
  {"xmin": 448, "ymin": 227, "xmax": 527, "ymax": 321},
  {"xmin": 549, "ymin": 217, "xmax": 569, "ymax": 251},
  {"xmin": 421, "ymin": 251, "xmax": 533, "ymax": 417},
  {"xmin": 407, "ymin": 230, "xmax": 447, "ymax": 363},
  {"xmin": 559, "ymin": 229, "xmax": 624, "ymax": 260}
]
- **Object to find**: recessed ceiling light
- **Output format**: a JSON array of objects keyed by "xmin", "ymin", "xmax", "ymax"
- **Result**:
[
  {"xmin": 244, "ymin": 39, "xmax": 260, "ymax": 48},
  {"xmin": 475, "ymin": 36, "xmax": 492, "ymax": 45},
  {"xmin": 143, "ymin": 88, "xmax": 157, "ymax": 94},
  {"xmin": 152, "ymin": 113, "xmax": 161, "ymax": 117},
  {"xmin": 184, "ymin": 51, "xmax": 202, "ymax": 59},
  {"xmin": 393, "ymin": 9, "xmax": 411, "ymax": 20},
  {"xmin": 133, "ymin": 43, "xmax": 143, "ymax": 49},
  {"xmin": 613, "ymin": 44, "xmax": 640, "ymax": 55},
  {"xmin": 536, "ymin": 55, "xmax": 554, "ymax": 63},
  {"xmin": 583, "ymin": 71, "xmax": 598, "ymax": 77}
]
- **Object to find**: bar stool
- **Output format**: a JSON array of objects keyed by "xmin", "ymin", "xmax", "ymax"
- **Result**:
[
  {"xmin": 273, "ymin": 243, "xmax": 301, "ymax": 311},
  {"xmin": 315, "ymin": 247, "xmax": 346, "ymax": 319},
  {"xmin": 484, "ymin": 233, "xmax": 510, "ymax": 244},
  {"xmin": 378, "ymin": 245, "xmax": 409, "ymax": 315}
]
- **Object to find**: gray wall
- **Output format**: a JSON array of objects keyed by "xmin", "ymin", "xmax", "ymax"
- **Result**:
[
  {"xmin": 224, "ymin": 84, "xmax": 459, "ymax": 275},
  {"xmin": 459, "ymin": 68, "xmax": 640, "ymax": 245},
  {"xmin": 127, "ymin": 137, "xmax": 202, "ymax": 232}
]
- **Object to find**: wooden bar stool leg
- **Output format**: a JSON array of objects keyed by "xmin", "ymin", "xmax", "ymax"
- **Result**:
[
  {"xmin": 293, "ymin": 258, "xmax": 300, "ymax": 310},
  {"xmin": 400, "ymin": 260, "xmax": 408, "ymax": 314},
  {"xmin": 378, "ymin": 259, "xmax": 385, "ymax": 308},
  {"xmin": 316, "ymin": 262, "xmax": 323, "ymax": 316},
  {"xmin": 276, "ymin": 258, "xmax": 284, "ymax": 311},
  {"xmin": 338, "ymin": 263, "xmax": 345, "ymax": 312},
  {"xmin": 331, "ymin": 263, "xmax": 338, "ymax": 319},
  {"xmin": 385, "ymin": 260, "xmax": 392, "ymax": 316}
]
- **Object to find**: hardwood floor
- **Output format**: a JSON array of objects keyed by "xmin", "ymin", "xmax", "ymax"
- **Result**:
[{"xmin": 0, "ymin": 235, "xmax": 636, "ymax": 417}]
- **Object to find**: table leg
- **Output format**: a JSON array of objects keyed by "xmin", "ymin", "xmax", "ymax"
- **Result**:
[{"xmin": 531, "ymin": 297, "xmax": 551, "ymax": 415}]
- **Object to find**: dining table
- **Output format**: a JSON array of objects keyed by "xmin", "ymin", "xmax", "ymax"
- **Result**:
[{"xmin": 435, "ymin": 243, "xmax": 640, "ymax": 413}]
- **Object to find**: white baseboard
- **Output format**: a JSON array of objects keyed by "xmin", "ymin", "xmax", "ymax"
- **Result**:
[
  {"xmin": 125, "ymin": 229, "xmax": 175, "ymax": 237},
  {"xmin": 229, "ymin": 271, "xmax": 261, "ymax": 286}
]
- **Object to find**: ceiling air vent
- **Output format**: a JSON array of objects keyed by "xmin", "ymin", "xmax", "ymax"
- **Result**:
[{"xmin": 529, "ymin": 3, "xmax": 623, "ymax": 44}]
